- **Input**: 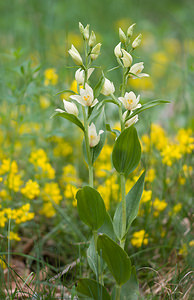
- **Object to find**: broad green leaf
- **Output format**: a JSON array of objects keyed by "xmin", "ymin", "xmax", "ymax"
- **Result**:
[
  {"xmin": 87, "ymin": 237, "xmax": 106, "ymax": 276},
  {"xmin": 93, "ymin": 75, "xmax": 105, "ymax": 98},
  {"xmin": 120, "ymin": 266, "xmax": 139, "ymax": 300},
  {"xmin": 125, "ymin": 100, "xmax": 170, "ymax": 122},
  {"xmin": 113, "ymin": 172, "xmax": 145, "ymax": 240},
  {"xmin": 99, "ymin": 212, "xmax": 116, "ymax": 241},
  {"xmin": 76, "ymin": 186, "xmax": 106, "ymax": 230},
  {"xmin": 55, "ymin": 89, "xmax": 77, "ymax": 95},
  {"xmin": 97, "ymin": 234, "xmax": 131, "ymax": 286},
  {"xmin": 77, "ymin": 278, "xmax": 111, "ymax": 300},
  {"xmin": 51, "ymin": 111, "xmax": 85, "ymax": 132},
  {"xmin": 112, "ymin": 126, "xmax": 141, "ymax": 177}
]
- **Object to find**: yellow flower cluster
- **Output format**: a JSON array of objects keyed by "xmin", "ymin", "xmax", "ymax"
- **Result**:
[
  {"xmin": 52, "ymin": 137, "xmax": 73, "ymax": 157},
  {"xmin": 0, "ymin": 159, "xmax": 23, "ymax": 192},
  {"xmin": 8, "ymin": 231, "xmax": 21, "ymax": 241},
  {"xmin": 153, "ymin": 198, "xmax": 167, "ymax": 217},
  {"xmin": 142, "ymin": 124, "xmax": 194, "ymax": 167},
  {"xmin": 131, "ymin": 230, "xmax": 148, "ymax": 248},
  {"xmin": 0, "ymin": 204, "xmax": 34, "ymax": 227},
  {"xmin": 40, "ymin": 182, "xmax": 62, "ymax": 218},
  {"xmin": 44, "ymin": 68, "xmax": 58, "ymax": 86},
  {"xmin": 95, "ymin": 145, "xmax": 113, "ymax": 178},
  {"xmin": 141, "ymin": 190, "xmax": 152, "ymax": 203},
  {"xmin": 29, "ymin": 149, "xmax": 55, "ymax": 179},
  {"xmin": 21, "ymin": 179, "xmax": 40, "ymax": 199}
]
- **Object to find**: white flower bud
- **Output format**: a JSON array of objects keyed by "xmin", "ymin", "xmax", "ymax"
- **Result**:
[
  {"xmin": 90, "ymin": 43, "xmax": 101, "ymax": 60},
  {"xmin": 75, "ymin": 68, "xmax": 85, "ymax": 85},
  {"xmin": 125, "ymin": 114, "xmax": 139, "ymax": 128},
  {"xmin": 68, "ymin": 45, "xmax": 83, "ymax": 66},
  {"xmin": 132, "ymin": 34, "xmax": 142, "ymax": 49},
  {"xmin": 127, "ymin": 23, "xmax": 136, "ymax": 38},
  {"xmin": 119, "ymin": 28, "xmax": 127, "ymax": 44},
  {"xmin": 89, "ymin": 31, "xmax": 96, "ymax": 47},
  {"xmin": 88, "ymin": 123, "xmax": 104, "ymax": 147},
  {"xmin": 63, "ymin": 100, "xmax": 79, "ymax": 117},
  {"xmin": 79, "ymin": 22, "xmax": 84, "ymax": 35},
  {"xmin": 121, "ymin": 49, "xmax": 133, "ymax": 67},
  {"xmin": 114, "ymin": 42, "xmax": 122, "ymax": 58},
  {"xmin": 83, "ymin": 24, "xmax": 90, "ymax": 40},
  {"xmin": 101, "ymin": 78, "xmax": 115, "ymax": 96}
]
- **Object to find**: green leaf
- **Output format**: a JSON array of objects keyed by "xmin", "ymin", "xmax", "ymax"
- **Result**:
[
  {"xmin": 99, "ymin": 212, "xmax": 115, "ymax": 241},
  {"xmin": 55, "ymin": 89, "xmax": 77, "ymax": 96},
  {"xmin": 87, "ymin": 237, "xmax": 106, "ymax": 276},
  {"xmin": 97, "ymin": 98, "xmax": 119, "ymax": 110},
  {"xmin": 120, "ymin": 266, "xmax": 139, "ymax": 300},
  {"xmin": 51, "ymin": 111, "xmax": 85, "ymax": 132},
  {"xmin": 113, "ymin": 172, "xmax": 145, "ymax": 240},
  {"xmin": 112, "ymin": 126, "xmax": 141, "ymax": 177},
  {"xmin": 125, "ymin": 100, "xmax": 170, "ymax": 122},
  {"xmin": 97, "ymin": 234, "xmax": 131, "ymax": 286},
  {"xmin": 76, "ymin": 186, "xmax": 106, "ymax": 230},
  {"xmin": 77, "ymin": 278, "xmax": 111, "ymax": 300},
  {"xmin": 93, "ymin": 75, "xmax": 105, "ymax": 98}
]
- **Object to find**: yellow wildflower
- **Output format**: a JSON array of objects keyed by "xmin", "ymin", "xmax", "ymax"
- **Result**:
[
  {"xmin": 44, "ymin": 68, "xmax": 58, "ymax": 86},
  {"xmin": 42, "ymin": 182, "xmax": 62, "ymax": 204},
  {"xmin": 39, "ymin": 202, "xmax": 56, "ymax": 218},
  {"xmin": 153, "ymin": 198, "xmax": 167, "ymax": 217},
  {"xmin": 21, "ymin": 180, "xmax": 40, "ymax": 199},
  {"xmin": 145, "ymin": 168, "xmax": 155, "ymax": 183},
  {"xmin": 179, "ymin": 244, "xmax": 187, "ymax": 256},
  {"xmin": 64, "ymin": 184, "xmax": 78, "ymax": 199},
  {"xmin": 8, "ymin": 232, "xmax": 21, "ymax": 241},
  {"xmin": 131, "ymin": 230, "xmax": 148, "ymax": 248},
  {"xmin": 141, "ymin": 190, "xmax": 152, "ymax": 203}
]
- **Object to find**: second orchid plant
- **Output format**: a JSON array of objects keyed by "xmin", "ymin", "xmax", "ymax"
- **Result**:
[{"xmin": 54, "ymin": 22, "xmax": 168, "ymax": 299}]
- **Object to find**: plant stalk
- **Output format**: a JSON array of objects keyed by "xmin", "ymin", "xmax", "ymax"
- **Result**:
[
  {"xmin": 115, "ymin": 285, "xmax": 121, "ymax": 300},
  {"xmin": 120, "ymin": 173, "xmax": 126, "ymax": 249}
]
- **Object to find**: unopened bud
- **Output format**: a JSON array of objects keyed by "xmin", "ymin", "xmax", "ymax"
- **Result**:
[
  {"xmin": 132, "ymin": 34, "xmax": 142, "ymax": 49},
  {"xmin": 89, "ymin": 31, "xmax": 96, "ymax": 47},
  {"xmin": 114, "ymin": 42, "xmax": 122, "ymax": 58},
  {"xmin": 91, "ymin": 43, "xmax": 101, "ymax": 60},
  {"xmin": 79, "ymin": 22, "xmax": 85, "ymax": 35},
  {"xmin": 121, "ymin": 49, "xmax": 133, "ymax": 67},
  {"xmin": 68, "ymin": 45, "xmax": 83, "ymax": 66},
  {"xmin": 119, "ymin": 28, "xmax": 127, "ymax": 44},
  {"xmin": 83, "ymin": 24, "xmax": 90, "ymax": 40},
  {"xmin": 127, "ymin": 23, "xmax": 136, "ymax": 38}
]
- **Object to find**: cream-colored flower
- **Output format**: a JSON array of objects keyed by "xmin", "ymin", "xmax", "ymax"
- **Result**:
[
  {"xmin": 91, "ymin": 43, "xmax": 101, "ymax": 60},
  {"xmin": 130, "ymin": 62, "xmax": 149, "ymax": 78},
  {"xmin": 119, "ymin": 28, "xmax": 126, "ymax": 44},
  {"xmin": 123, "ymin": 111, "xmax": 139, "ymax": 127},
  {"xmin": 132, "ymin": 34, "xmax": 142, "ymax": 49},
  {"xmin": 89, "ymin": 31, "xmax": 96, "ymax": 47},
  {"xmin": 68, "ymin": 45, "xmax": 83, "ymax": 66},
  {"xmin": 101, "ymin": 78, "xmax": 115, "ymax": 96},
  {"xmin": 118, "ymin": 91, "xmax": 141, "ymax": 110},
  {"xmin": 114, "ymin": 42, "xmax": 122, "ymax": 58},
  {"xmin": 55, "ymin": 100, "xmax": 79, "ymax": 117},
  {"xmin": 127, "ymin": 23, "xmax": 136, "ymax": 38},
  {"xmin": 88, "ymin": 123, "xmax": 104, "ymax": 147},
  {"xmin": 121, "ymin": 49, "xmax": 133, "ymax": 67},
  {"xmin": 75, "ymin": 68, "xmax": 94, "ymax": 85},
  {"xmin": 70, "ymin": 83, "xmax": 98, "ymax": 107}
]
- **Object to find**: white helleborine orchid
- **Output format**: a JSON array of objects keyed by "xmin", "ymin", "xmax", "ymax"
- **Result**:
[
  {"xmin": 101, "ymin": 78, "xmax": 115, "ymax": 96},
  {"xmin": 90, "ymin": 43, "xmax": 101, "ymax": 60},
  {"xmin": 129, "ymin": 62, "xmax": 149, "ymax": 78},
  {"xmin": 88, "ymin": 123, "xmax": 104, "ymax": 147},
  {"xmin": 114, "ymin": 42, "xmax": 122, "ymax": 58},
  {"xmin": 121, "ymin": 49, "xmax": 133, "ymax": 67},
  {"xmin": 123, "ymin": 111, "xmax": 139, "ymax": 128},
  {"xmin": 55, "ymin": 100, "xmax": 79, "ymax": 117},
  {"xmin": 132, "ymin": 34, "xmax": 142, "ymax": 49},
  {"xmin": 118, "ymin": 91, "xmax": 141, "ymax": 111},
  {"xmin": 68, "ymin": 45, "xmax": 83, "ymax": 66},
  {"xmin": 75, "ymin": 68, "xmax": 94, "ymax": 85},
  {"xmin": 70, "ymin": 83, "xmax": 98, "ymax": 107}
]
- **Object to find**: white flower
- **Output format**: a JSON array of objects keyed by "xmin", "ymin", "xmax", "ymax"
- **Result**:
[
  {"xmin": 101, "ymin": 78, "xmax": 115, "ymax": 96},
  {"xmin": 90, "ymin": 43, "xmax": 101, "ymax": 60},
  {"xmin": 88, "ymin": 123, "xmax": 104, "ymax": 147},
  {"xmin": 127, "ymin": 23, "xmax": 136, "ymax": 38},
  {"xmin": 75, "ymin": 68, "xmax": 94, "ymax": 85},
  {"xmin": 70, "ymin": 83, "xmax": 98, "ymax": 107},
  {"xmin": 118, "ymin": 91, "xmax": 141, "ymax": 111},
  {"xmin": 129, "ymin": 62, "xmax": 149, "ymax": 78},
  {"xmin": 119, "ymin": 28, "xmax": 126, "ymax": 44},
  {"xmin": 114, "ymin": 42, "xmax": 122, "ymax": 58},
  {"xmin": 121, "ymin": 49, "xmax": 133, "ymax": 67},
  {"xmin": 89, "ymin": 31, "xmax": 96, "ymax": 47},
  {"xmin": 68, "ymin": 45, "xmax": 83, "ymax": 66},
  {"xmin": 55, "ymin": 100, "xmax": 79, "ymax": 117},
  {"xmin": 123, "ymin": 112, "xmax": 139, "ymax": 127},
  {"xmin": 132, "ymin": 34, "xmax": 142, "ymax": 49}
]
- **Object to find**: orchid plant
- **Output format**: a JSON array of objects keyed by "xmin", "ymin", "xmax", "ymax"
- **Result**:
[{"xmin": 53, "ymin": 22, "xmax": 169, "ymax": 299}]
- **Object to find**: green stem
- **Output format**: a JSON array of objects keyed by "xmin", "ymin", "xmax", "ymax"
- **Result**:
[
  {"xmin": 115, "ymin": 285, "xmax": 121, "ymax": 300},
  {"xmin": 82, "ymin": 106, "xmax": 93, "ymax": 187},
  {"xmin": 120, "ymin": 174, "xmax": 126, "ymax": 249}
]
